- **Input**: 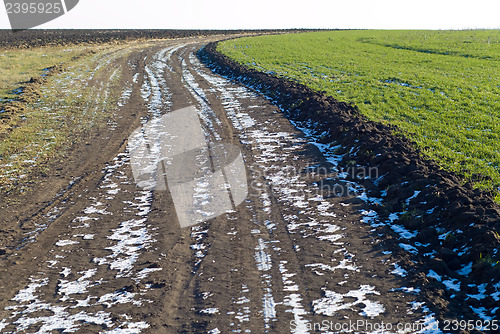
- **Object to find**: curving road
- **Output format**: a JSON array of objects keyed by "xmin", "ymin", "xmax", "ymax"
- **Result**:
[{"xmin": 0, "ymin": 37, "xmax": 442, "ymax": 334}]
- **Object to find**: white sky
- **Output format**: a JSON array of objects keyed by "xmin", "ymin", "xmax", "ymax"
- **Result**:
[{"xmin": 1, "ymin": 0, "xmax": 500, "ymax": 30}]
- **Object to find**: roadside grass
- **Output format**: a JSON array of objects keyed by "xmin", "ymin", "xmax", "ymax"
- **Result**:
[
  {"xmin": 0, "ymin": 45, "xmax": 131, "ymax": 194},
  {"xmin": 0, "ymin": 46, "xmax": 89, "ymax": 103},
  {"xmin": 218, "ymin": 30, "xmax": 500, "ymax": 198},
  {"xmin": 0, "ymin": 45, "xmax": 94, "ymax": 138}
]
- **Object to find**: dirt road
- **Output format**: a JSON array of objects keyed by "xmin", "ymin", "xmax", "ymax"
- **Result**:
[{"xmin": 0, "ymin": 37, "xmax": 442, "ymax": 333}]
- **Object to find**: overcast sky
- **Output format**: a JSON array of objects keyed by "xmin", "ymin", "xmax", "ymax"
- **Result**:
[{"xmin": 1, "ymin": 0, "xmax": 499, "ymax": 30}]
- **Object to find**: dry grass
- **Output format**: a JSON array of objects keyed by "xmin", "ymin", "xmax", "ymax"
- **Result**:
[{"xmin": 0, "ymin": 43, "xmax": 132, "ymax": 193}]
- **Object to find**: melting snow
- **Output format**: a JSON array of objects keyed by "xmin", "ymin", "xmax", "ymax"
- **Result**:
[
  {"xmin": 427, "ymin": 270, "xmax": 442, "ymax": 281},
  {"xmin": 391, "ymin": 263, "xmax": 408, "ymax": 277},
  {"xmin": 457, "ymin": 262, "xmax": 473, "ymax": 276},
  {"xmin": 200, "ymin": 307, "xmax": 219, "ymax": 314},
  {"xmin": 313, "ymin": 285, "xmax": 385, "ymax": 318},
  {"xmin": 56, "ymin": 239, "xmax": 79, "ymax": 247}
]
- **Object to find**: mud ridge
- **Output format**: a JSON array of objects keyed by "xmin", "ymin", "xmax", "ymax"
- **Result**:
[{"xmin": 199, "ymin": 41, "xmax": 500, "ymax": 322}]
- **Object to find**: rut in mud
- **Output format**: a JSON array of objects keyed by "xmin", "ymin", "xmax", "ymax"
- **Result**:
[{"xmin": 0, "ymin": 36, "xmax": 492, "ymax": 333}]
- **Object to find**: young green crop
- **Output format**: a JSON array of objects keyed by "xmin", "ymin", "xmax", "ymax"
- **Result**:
[{"xmin": 218, "ymin": 30, "xmax": 500, "ymax": 197}]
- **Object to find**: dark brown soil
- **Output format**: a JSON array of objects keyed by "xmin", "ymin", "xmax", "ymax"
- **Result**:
[
  {"xmin": 0, "ymin": 32, "xmax": 498, "ymax": 333},
  {"xmin": 199, "ymin": 41, "xmax": 500, "ymax": 323},
  {"xmin": 0, "ymin": 29, "xmax": 299, "ymax": 49}
]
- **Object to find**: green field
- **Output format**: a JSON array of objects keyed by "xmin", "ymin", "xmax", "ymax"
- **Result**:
[{"xmin": 218, "ymin": 30, "xmax": 500, "ymax": 199}]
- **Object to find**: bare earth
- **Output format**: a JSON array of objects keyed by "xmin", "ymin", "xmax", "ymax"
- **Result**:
[{"xmin": 0, "ymin": 37, "xmax": 443, "ymax": 333}]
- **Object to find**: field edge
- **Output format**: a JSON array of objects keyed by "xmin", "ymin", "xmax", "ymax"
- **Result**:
[{"xmin": 199, "ymin": 40, "xmax": 500, "ymax": 323}]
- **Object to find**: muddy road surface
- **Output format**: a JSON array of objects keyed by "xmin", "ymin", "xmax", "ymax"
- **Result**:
[{"xmin": 0, "ymin": 37, "xmax": 442, "ymax": 333}]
